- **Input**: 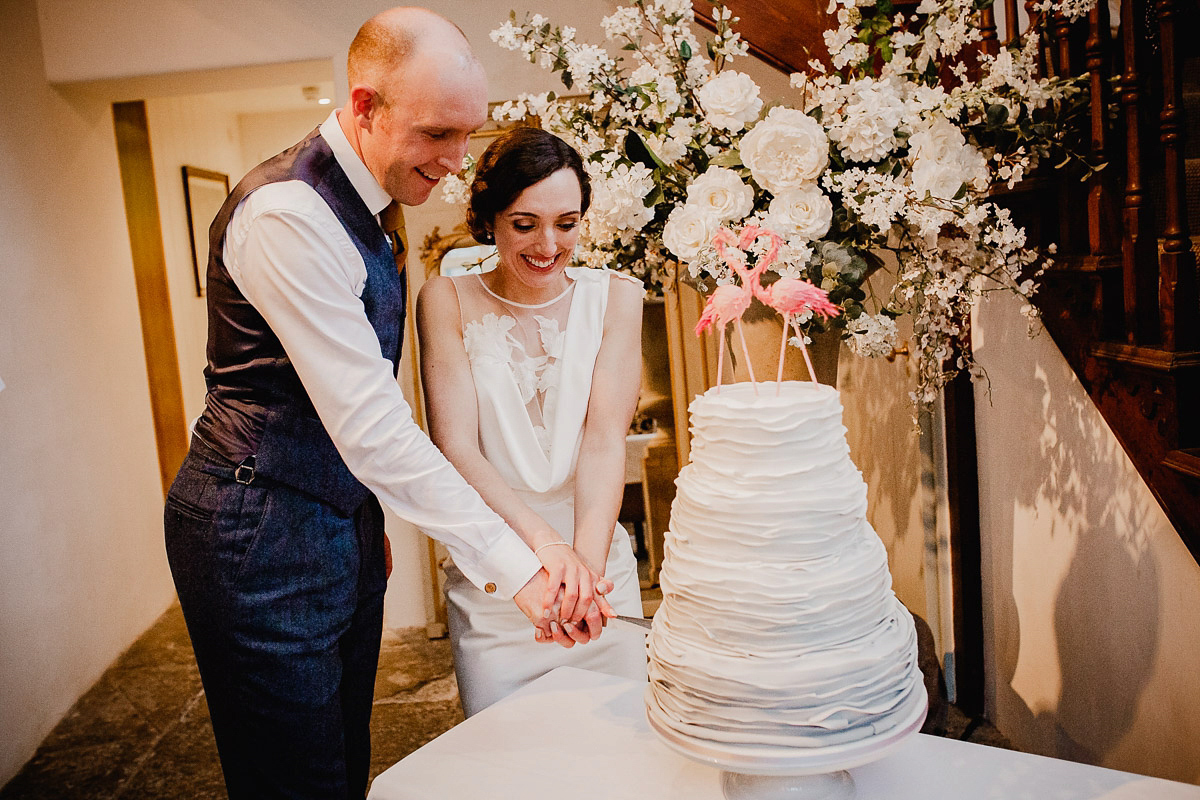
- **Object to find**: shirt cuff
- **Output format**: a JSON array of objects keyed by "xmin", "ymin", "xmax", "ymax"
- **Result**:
[{"xmin": 457, "ymin": 532, "xmax": 543, "ymax": 600}]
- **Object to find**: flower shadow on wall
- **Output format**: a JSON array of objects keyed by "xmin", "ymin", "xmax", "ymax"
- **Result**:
[
  {"xmin": 1040, "ymin": 367, "xmax": 1160, "ymax": 766},
  {"xmin": 977, "ymin": 295, "xmax": 1160, "ymax": 767}
]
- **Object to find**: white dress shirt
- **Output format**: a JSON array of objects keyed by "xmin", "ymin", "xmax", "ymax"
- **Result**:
[{"xmin": 222, "ymin": 111, "xmax": 540, "ymax": 599}]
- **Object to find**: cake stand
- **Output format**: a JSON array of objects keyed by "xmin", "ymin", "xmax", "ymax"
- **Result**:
[{"xmin": 646, "ymin": 684, "xmax": 927, "ymax": 800}]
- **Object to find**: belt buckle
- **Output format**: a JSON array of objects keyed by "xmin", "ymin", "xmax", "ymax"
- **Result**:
[{"xmin": 234, "ymin": 456, "xmax": 256, "ymax": 485}]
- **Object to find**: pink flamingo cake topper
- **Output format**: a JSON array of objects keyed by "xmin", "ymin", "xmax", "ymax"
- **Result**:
[
  {"xmin": 694, "ymin": 228, "xmax": 768, "ymax": 393},
  {"xmin": 695, "ymin": 224, "xmax": 841, "ymax": 393}
]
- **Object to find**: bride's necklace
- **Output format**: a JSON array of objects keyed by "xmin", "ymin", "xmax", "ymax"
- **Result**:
[{"xmin": 477, "ymin": 273, "xmax": 573, "ymax": 309}]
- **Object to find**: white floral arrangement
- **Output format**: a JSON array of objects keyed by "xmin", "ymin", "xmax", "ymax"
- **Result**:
[{"xmin": 451, "ymin": 0, "xmax": 1096, "ymax": 404}]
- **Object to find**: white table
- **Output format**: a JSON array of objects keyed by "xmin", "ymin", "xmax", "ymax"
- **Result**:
[{"xmin": 368, "ymin": 667, "xmax": 1200, "ymax": 800}]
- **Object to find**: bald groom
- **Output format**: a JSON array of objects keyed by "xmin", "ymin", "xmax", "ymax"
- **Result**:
[{"xmin": 164, "ymin": 9, "xmax": 569, "ymax": 798}]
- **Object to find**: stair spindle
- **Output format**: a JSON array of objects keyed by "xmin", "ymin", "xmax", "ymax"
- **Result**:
[
  {"xmin": 1154, "ymin": 0, "xmax": 1199, "ymax": 350},
  {"xmin": 1055, "ymin": 11, "xmax": 1074, "ymax": 77},
  {"xmin": 1119, "ymin": 0, "xmax": 1161, "ymax": 343},
  {"xmin": 1082, "ymin": 0, "xmax": 1124, "ymax": 340},
  {"xmin": 1086, "ymin": 0, "xmax": 1121, "ymax": 257},
  {"xmin": 1002, "ymin": 0, "xmax": 1021, "ymax": 45},
  {"xmin": 980, "ymin": 7, "xmax": 1000, "ymax": 56}
]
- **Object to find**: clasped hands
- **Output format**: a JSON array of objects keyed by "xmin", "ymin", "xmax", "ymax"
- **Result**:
[{"xmin": 514, "ymin": 541, "xmax": 615, "ymax": 648}]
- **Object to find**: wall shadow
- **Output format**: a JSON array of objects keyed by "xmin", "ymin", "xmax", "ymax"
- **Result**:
[{"xmin": 981, "ymin": 306, "xmax": 1161, "ymax": 765}]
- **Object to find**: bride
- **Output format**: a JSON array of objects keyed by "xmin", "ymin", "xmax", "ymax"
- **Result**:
[{"xmin": 416, "ymin": 127, "xmax": 648, "ymax": 715}]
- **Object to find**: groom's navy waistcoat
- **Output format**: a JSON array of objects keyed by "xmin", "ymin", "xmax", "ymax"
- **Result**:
[{"xmin": 192, "ymin": 128, "xmax": 405, "ymax": 516}]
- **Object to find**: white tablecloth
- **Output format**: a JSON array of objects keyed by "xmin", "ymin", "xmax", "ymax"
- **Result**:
[{"xmin": 368, "ymin": 666, "xmax": 1199, "ymax": 800}]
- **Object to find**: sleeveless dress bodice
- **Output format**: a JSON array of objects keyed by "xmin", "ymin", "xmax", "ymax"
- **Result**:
[
  {"xmin": 456, "ymin": 266, "xmax": 608, "ymax": 509},
  {"xmin": 443, "ymin": 266, "xmax": 647, "ymax": 716}
]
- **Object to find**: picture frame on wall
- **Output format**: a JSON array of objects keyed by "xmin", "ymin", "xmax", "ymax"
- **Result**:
[{"xmin": 182, "ymin": 166, "xmax": 230, "ymax": 297}]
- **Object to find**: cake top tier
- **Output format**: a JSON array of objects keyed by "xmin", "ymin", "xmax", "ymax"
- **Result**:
[
  {"xmin": 687, "ymin": 381, "xmax": 849, "ymax": 475},
  {"xmin": 690, "ymin": 380, "xmax": 840, "ymax": 416}
]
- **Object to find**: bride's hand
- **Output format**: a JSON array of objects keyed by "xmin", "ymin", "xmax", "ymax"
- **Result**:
[
  {"xmin": 543, "ymin": 587, "xmax": 614, "ymax": 646},
  {"xmin": 534, "ymin": 541, "xmax": 614, "ymax": 629}
]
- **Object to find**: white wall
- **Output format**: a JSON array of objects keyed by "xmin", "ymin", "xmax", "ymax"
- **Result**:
[
  {"xmin": 0, "ymin": 0, "xmax": 178, "ymax": 784},
  {"xmin": 973, "ymin": 291, "xmax": 1200, "ymax": 784}
]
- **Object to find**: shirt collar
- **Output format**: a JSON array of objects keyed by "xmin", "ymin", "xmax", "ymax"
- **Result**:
[{"xmin": 319, "ymin": 110, "xmax": 393, "ymax": 217}]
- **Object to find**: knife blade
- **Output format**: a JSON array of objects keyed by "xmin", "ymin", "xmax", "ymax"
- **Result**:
[{"xmin": 612, "ymin": 615, "xmax": 653, "ymax": 630}]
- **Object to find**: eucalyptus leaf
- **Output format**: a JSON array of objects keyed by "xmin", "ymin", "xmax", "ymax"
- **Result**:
[{"xmin": 841, "ymin": 261, "xmax": 866, "ymax": 284}]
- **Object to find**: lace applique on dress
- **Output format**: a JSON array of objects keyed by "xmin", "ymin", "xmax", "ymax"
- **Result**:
[
  {"xmin": 462, "ymin": 312, "xmax": 515, "ymax": 364},
  {"xmin": 533, "ymin": 316, "xmax": 565, "ymax": 396},
  {"xmin": 462, "ymin": 311, "xmax": 566, "ymax": 452}
]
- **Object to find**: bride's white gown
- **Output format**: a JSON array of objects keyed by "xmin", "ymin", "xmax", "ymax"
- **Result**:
[{"xmin": 442, "ymin": 266, "xmax": 647, "ymax": 716}]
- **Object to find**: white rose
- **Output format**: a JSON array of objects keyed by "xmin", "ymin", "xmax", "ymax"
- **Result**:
[
  {"xmin": 739, "ymin": 107, "xmax": 829, "ymax": 194},
  {"xmin": 663, "ymin": 204, "xmax": 720, "ymax": 262},
  {"xmin": 909, "ymin": 160, "xmax": 963, "ymax": 201},
  {"xmin": 909, "ymin": 115, "xmax": 965, "ymax": 163},
  {"xmin": 686, "ymin": 167, "xmax": 754, "ymax": 223},
  {"xmin": 695, "ymin": 70, "xmax": 763, "ymax": 132},
  {"xmin": 909, "ymin": 116, "xmax": 990, "ymax": 200},
  {"xmin": 835, "ymin": 111, "xmax": 899, "ymax": 162},
  {"xmin": 764, "ymin": 184, "xmax": 833, "ymax": 242}
]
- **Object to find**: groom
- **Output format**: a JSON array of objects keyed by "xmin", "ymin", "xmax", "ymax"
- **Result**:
[{"xmin": 164, "ymin": 8, "xmax": 603, "ymax": 798}]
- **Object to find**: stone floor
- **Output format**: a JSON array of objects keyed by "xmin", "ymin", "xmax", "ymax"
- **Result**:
[{"xmin": 0, "ymin": 597, "xmax": 1010, "ymax": 799}]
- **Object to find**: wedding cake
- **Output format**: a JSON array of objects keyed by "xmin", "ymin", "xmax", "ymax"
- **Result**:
[{"xmin": 646, "ymin": 380, "xmax": 926, "ymax": 750}]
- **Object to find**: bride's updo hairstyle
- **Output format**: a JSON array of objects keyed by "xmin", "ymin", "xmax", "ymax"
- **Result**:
[{"xmin": 467, "ymin": 126, "xmax": 591, "ymax": 245}]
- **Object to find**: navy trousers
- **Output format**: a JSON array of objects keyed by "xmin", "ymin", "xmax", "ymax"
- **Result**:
[{"xmin": 164, "ymin": 436, "xmax": 387, "ymax": 799}]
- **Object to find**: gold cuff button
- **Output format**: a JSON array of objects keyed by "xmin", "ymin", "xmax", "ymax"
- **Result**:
[{"xmin": 484, "ymin": 582, "xmax": 497, "ymax": 594}]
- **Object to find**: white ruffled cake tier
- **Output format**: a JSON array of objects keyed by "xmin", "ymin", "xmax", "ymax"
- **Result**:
[{"xmin": 647, "ymin": 380, "xmax": 926, "ymax": 750}]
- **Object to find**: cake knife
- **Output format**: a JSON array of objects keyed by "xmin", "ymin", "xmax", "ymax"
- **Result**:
[{"xmin": 612, "ymin": 615, "xmax": 653, "ymax": 630}]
